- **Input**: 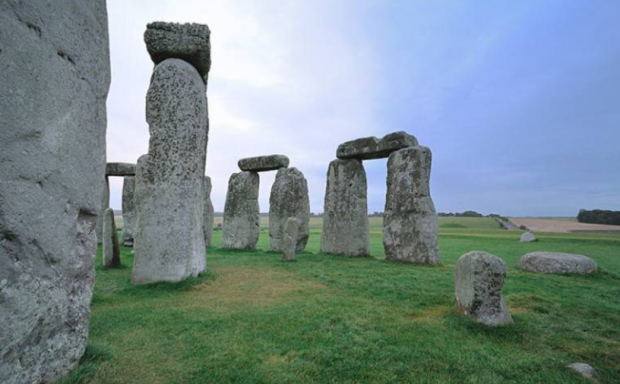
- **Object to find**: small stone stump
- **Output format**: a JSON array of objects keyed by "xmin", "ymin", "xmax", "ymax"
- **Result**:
[
  {"xmin": 269, "ymin": 167, "xmax": 310, "ymax": 252},
  {"xmin": 520, "ymin": 232, "xmax": 537, "ymax": 243},
  {"xmin": 121, "ymin": 176, "xmax": 136, "ymax": 246},
  {"xmin": 221, "ymin": 171, "xmax": 260, "ymax": 249},
  {"xmin": 282, "ymin": 218, "xmax": 300, "ymax": 261},
  {"xmin": 203, "ymin": 176, "xmax": 215, "ymax": 247},
  {"xmin": 103, "ymin": 208, "xmax": 121, "ymax": 268},
  {"xmin": 455, "ymin": 251, "xmax": 513, "ymax": 326},
  {"xmin": 567, "ymin": 363, "xmax": 597, "ymax": 379},
  {"xmin": 519, "ymin": 252, "xmax": 597, "ymax": 275}
]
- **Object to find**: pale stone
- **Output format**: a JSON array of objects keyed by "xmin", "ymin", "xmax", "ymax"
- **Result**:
[
  {"xmin": 520, "ymin": 232, "xmax": 537, "ymax": 243},
  {"xmin": 0, "ymin": 1, "xmax": 110, "ymax": 382},
  {"xmin": 221, "ymin": 172, "xmax": 260, "ymax": 249},
  {"xmin": 132, "ymin": 58, "xmax": 208, "ymax": 285},
  {"xmin": 455, "ymin": 251, "xmax": 513, "ymax": 326},
  {"xmin": 103, "ymin": 208, "xmax": 120, "ymax": 268},
  {"xmin": 519, "ymin": 252, "xmax": 597, "ymax": 275},
  {"xmin": 238, "ymin": 154, "xmax": 290, "ymax": 172},
  {"xmin": 203, "ymin": 176, "xmax": 214, "ymax": 247},
  {"xmin": 106, "ymin": 162, "xmax": 136, "ymax": 176},
  {"xmin": 121, "ymin": 176, "xmax": 136, "ymax": 246},
  {"xmin": 321, "ymin": 159, "xmax": 369, "ymax": 256},
  {"xmin": 567, "ymin": 363, "xmax": 597, "ymax": 379},
  {"xmin": 336, "ymin": 131, "xmax": 418, "ymax": 160},
  {"xmin": 144, "ymin": 22, "xmax": 211, "ymax": 84},
  {"xmin": 269, "ymin": 167, "xmax": 310, "ymax": 252},
  {"xmin": 384, "ymin": 146, "xmax": 440, "ymax": 264},
  {"xmin": 282, "ymin": 218, "xmax": 300, "ymax": 261}
]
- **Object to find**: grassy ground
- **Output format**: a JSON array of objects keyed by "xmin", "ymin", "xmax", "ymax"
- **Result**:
[{"xmin": 64, "ymin": 217, "xmax": 620, "ymax": 383}]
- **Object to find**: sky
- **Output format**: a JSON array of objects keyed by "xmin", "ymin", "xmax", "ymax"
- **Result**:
[{"xmin": 105, "ymin": 0, "xmax": 620, "ymax": 217}]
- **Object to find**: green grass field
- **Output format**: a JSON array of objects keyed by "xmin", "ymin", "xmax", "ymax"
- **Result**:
[{"xmin": 64, "ymin": 217, "xmax": 620, "ymax": 383}]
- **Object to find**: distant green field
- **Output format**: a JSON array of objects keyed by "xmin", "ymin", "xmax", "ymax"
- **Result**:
[{"xmin": 68, "ymin": 217, "xmax": 620, "ymax": 383}]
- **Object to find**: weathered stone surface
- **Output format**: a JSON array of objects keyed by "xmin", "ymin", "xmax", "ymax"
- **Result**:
[
  {"xmin": 203, "ymin": 176, "xmax": 214, "ymax": 247},
  {"xmin": 106, "ymin": 162, "xmax": 136, "ymax": 176},
  {"xmin": 103, "ymin": 208, "xmax": 120, "ymax": 268},
  {"xmin": 132, "ymin": 58, "xmax": 208, "ymax": 285},
  {"xmin": 336, "ymin": 131, "xmax": 418, "ymax": 160},
  {"xmin": 96, "ymin": 176, "xmax": 110, "ymax": 243},
  {"xmin": 282, "ymin": 218, "xmax": 300, "ymax": 261},
  {"xmin": 455, "ymin": 251, "xmax": 513, "ymax": 326},
  {"xmin": 321, "ymin": 159, "xmax": 369, "ymax": 256},
  {"xmin": 0, "ymin": 1, "xmax": 110, "ymax": 382},
  {"xmin": 221, "ymin": 172, "xmax": 260, "ymax": 249},
  {"xmin": 144, "ymin": 22, "xmax": 211, "ymax": 84},
  {"xmin": 520, "ymin": 232, "xmax": 537, "ymax": 243},
  {"xmin": 238, "ymin": 155, "xmax": 290, "ymax": 172},
  {"xmin": 121, "ymin": 177, "xmax": 136, "ymax": 246},
  {"xmin": 269, "ymin": 168, "xmax": 310, "ymax": 252},
  {"xmin": 519, "ymin": 252, "xmax": 597, "ymax": 275},
  {"xmin": 384, "ymin": 146, "xmax": 440, "ymax": 264},
  {"xmin": 567, "ymin": 363, "xmax": 597, "ymax": 379}
]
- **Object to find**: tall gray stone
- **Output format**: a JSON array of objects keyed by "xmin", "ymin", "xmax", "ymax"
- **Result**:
[
  {"xmin": 121, "ymin": 176, "xmax": 136, "ymax": 246},
  {"xmin": 384, "ymin": 146, "xmax": 440, "ymax": 264},
  {"xmin": 269, "ymin": 167, "xmax": 310, "ymax": 252},
  {"xmin": 203, "ymin": 176, "xmax": 215, "ymax": 247},
  {"xmin": 282, "ymin": 218, "xmax": 300, "ymax": 261},
  {"xmin": 221, "ymin": 172, "xmax": 260, "ymax": 249},
  {"xmin": 103, "ymin": 208, "xmax": 120, "ymax": 268},
  {"xmin": 455, "ymin": 251, "xmax": 513, "ymax": 326},
  {"xmin": 0, "ymin": 1, "xmax": 110, "ymax": 383},
  {"xmin": 132, "ymin": 56, "xmax": 209, "ymax": 285},
  {"xmin": 96, "ymin": 176, "xmax": 110, "ymax": 243},
  {"xmin": 321, "ymin": 159, "xmax": 369, "ymax": 257}
]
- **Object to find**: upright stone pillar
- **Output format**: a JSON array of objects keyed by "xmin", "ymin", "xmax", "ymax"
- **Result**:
[
  {"xmin": 269, "ymin": 167, "xmax": 310, "ymax": 252},
  {"xmin": 203, "ymin": 176, "xmax": 215, "ymax": 247},
  {"xmin": 121, "ymin": 176, "xmax": 136, "ymax": 246},
  {"xmin": 384, "ymin": 146, "xmax": 439, "ymax": 264},
  {"xmin": 133, "ymin": 22, "xmax": 210, "ymax": 285},
  {"xmin": 103, "ymin": 208, "xmax": 121, "ymax": 268},
  {"xmin": 321, "ymin": 159, "xmax": 369, "ymax": 256},
  {"xmin": 221, "ymin": 172, "xmax": 260, "ymax": 249},
  {"xmin": 0, "ymin": 1, "xmax": 110, "ymax": 382},
  {"xmin": 96, "ymin": 176, "xmax": 110, "ymax": 242}
]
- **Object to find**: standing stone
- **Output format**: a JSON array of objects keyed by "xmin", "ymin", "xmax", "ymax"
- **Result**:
[
  {"xmin": 96, "ymin": 176, "xmax": 110, "ymax": 243},
  {"xmin": 203, "ymin": 176, "xmax": 215, "ymax": 247},
  {"xmin": 455, "ymin": 251, "xmax": 513, "ymax": 326},
  {"xmin": 132, "ymin": 56, "xmax": 209, "ymax": 285},
  {"xmin": 0, "ymin": 1, "xmax": 110, "ymax": 383},
  {"xmin": 384, "ymin": 146, "xmax": 440, "ymax": 264},
  {"xmin": 269, "ymin": 167, "xmax": 310, "ymax": 252},
  {"xmin": 103, "ymin": 208, "xmax": 120, "ymax": 268},
  {"xmin": 321, "ymin": 159, "xmax": 369, "ymax": 257},
  {"xmin": 520, "ymin": 232, "xmax": 537, "ymax": 243},
  {"xmin": 221, "ymin": 172, "xmax": 260, "ymax": 249},
  {"xmin": 121, "ymin": 176, "xmax": 136, "ymax": 246},
  {"xmin": 282, "ymin": 218, "xmax": 300, "ymax": 261}
]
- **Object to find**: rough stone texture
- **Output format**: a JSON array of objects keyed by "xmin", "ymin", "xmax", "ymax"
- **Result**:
[
  {"xmin": 105, "ymin": 162, "xmax": 136, "ymax": 176},
  {"xmin": 238, "ymin": 155, "xmax": 290, "ymax": 172},
  {"xmin": 282, "ymin": 218, "xmax": 300, "ymax": 261},
  {"xmin": 96, "ymin": 176, "xmax": 110, "ymax": 243},
  {"xmin": 103, "ymin": 208, "xmax": 120, "ymax": 268},
  {"xmin": 455, "ymin": 251, "xmax": 513, "ymax": 326},
  {"xmin": 221, "ymin": 172, "xmax": 260, "ymax": 249},
  {"xmin": 269, "ymin": 167, "xmax": 310, "ymax": 252},
  {"xmin": 567, "ymin": 363, "xmax": 597, "ymax": 379},
  {"xmin": 336, "ymin": 131, "xmax": 418, "ymax": 160},
  {"xmin": 121, "ymin": 177, "xmax": 136, "ymax": 246},
  {"xmin": 520, "ymin": 232, "xmax": 537, "ymax": 243},
  {"xmin": 321, "ymin": 159, "xmax": 369, "ymax": 256},
  {"xmin": 384, "ymin": 146, "xmax": 440, "ymax": 264},
  {"xmin": 519, "ymin": 252, "xmax": 597, "ymax": 275},
  {"xmin": 0, "ymin": 1, "xmax": 110, "ymax": 383},
  {"xmin": 144, "ymin": 22, "xmax": 211, "ymax": 84},
  {"xmin": 132, "ymin": 58, "xmax": 209, "ymax": 285},
  {"xmin": 203, "ymin": 176, "xmax": 214, "ymax": 247}
]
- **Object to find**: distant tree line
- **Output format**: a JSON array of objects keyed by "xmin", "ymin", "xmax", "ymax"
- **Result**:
[{"xmin": 577, "ymin": 209, "xmax": 620, "ymax": 225}]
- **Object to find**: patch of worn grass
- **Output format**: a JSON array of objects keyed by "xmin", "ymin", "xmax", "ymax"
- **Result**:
[{"xmin": 71, "ymin": 218, "xmax": 620, "ymax": 383}]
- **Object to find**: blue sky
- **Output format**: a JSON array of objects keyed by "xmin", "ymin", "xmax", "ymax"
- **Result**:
[{"xmin": 106, "ymin": 0, "xmax": 620, "ymax": 216}]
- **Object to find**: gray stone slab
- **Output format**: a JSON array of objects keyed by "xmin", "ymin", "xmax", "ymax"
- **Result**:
[
  {"xmin": 0, "ymin": 1, "xmax": 110, "ymax": 382},
  {"xmin": 121, "ymin": 176, "xmax": 136, "ymax": 247},
  {"xmin": 519, "ymin": 252, "xmax": 597, "ymax": 275},
  {"xmin": 321, "ymin": 159, "xmax": 370, "ymax": 257},
  {"xmin": 144, "ymin": 22, "xmax": 211, "ymax": 84},
  {"xmin": 269, "ymin": 167, "xmax": 310, "ymax": 252},
  {"xmin": 203, "ymin": 176, "xmax": 214, "ymax": 247},
  {"xmin": 336, "ymin": 131, "xmax": 418, "ymax": 160},
  {"xmin": 103, "ymin": 208, "xmax": 121, "ymax": 268},
  {"xmin": 238, "ymin": 155, "xmax": 290, "ymax": 172},
  {"xmin": 106, "ymin": 162, "xmax": 136, "ymax": 176},
  {"xmin": 221, "ymin": 172, "xmax": 260, "ymax": 249}
]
